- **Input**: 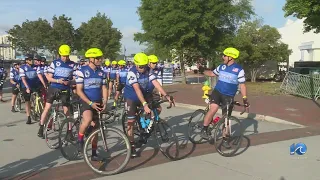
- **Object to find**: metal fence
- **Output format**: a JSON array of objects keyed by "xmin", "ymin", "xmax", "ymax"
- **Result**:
[{"xmin": 280, "ymin": 71, "xmax": 320, "ymax": 100}]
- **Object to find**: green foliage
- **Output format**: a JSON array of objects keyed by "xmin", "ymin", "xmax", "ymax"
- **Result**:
[
  {"xmin": 135, "ymin": 0, "xmax": 254, "ymax": 62},
  {"xmin": 234, "ymin": 19, "xmax": 292, "ymax": 82},
  {"xmin": 7, "ymin": 13, "xmax": 122, "ymax": 59},
  {"xmin": 7, "ymin": 18, "xmax": 51, "ymax": 53},
  {"xmin": 283, "ymin": 0, "xmax": 320, "ymax": 33},
  {"xmin": 76, "ymin": 12, "xmax": 122, "ymax": 60}
]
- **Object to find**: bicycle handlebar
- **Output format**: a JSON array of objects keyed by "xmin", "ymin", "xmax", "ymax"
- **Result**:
[
  {"xmin": 137, "ymin": 95, "xmax": 175, "ymax": 111},
  {"xmin": 233, "ymin": 101, "xmax": 249, "ymax": 115}
]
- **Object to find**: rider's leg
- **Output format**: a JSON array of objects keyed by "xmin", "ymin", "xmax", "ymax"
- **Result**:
[
  {"xmin": 125, "ymin": 100, "xmax": 138, "ymax": 157},
  {"xmin": 108, "ymin": 81, "xmax": 113, "ymax": 99},
  {"xmin": 22, "ymin": 88, "xmax": 32, "ymax": 124},
  {"xmin": 11, "ymin": 87, "xmax": 18, "ymax": 112},
  {"xmin": 78, "ymin": 107, "xmax": 93, "ymax": 152},
  {"xmin": 114, "ymin": 91, "xmax": 120, "ymax": 107}
]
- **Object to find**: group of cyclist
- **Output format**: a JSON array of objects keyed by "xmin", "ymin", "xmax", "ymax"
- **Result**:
[{"xmin": 8, "ymin": 44, "xmax": 249, "ymax": 159}]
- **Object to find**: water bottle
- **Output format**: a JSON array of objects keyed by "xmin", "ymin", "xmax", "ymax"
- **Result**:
[
  {"xmin": 140, "ymin": 116, "xmax": 147, "ymax": 128},
  {"xmin": 212, "ymin": 116, "xmax": 220, "ymax": 124}
]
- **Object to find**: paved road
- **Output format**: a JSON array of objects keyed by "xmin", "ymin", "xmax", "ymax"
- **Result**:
[{"xmin": 0, "ymin": 95, "xmax": 314, "ymax": 180}]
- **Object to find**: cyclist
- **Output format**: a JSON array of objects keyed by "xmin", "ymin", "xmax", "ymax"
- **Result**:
[
  {"xmin": 19, "ymin": 55, "xmax": 39, "ymax": 124},
  {"xmin": 201, "ymin": 47, "xmax": 249, "ymax": 143},
  {"xmin": 124, "ymin": 52, "xmax": 173, "ymax": 157},
  {"xmin": 0, "ymin": 60, "xmax": 7, "ymax": 102},
  {"xmin": 10, "ymin": 62, "xmax": 21, "ymax": 112},
  {"xmin": 37, "ymin": 44, "xmax": 77, "ymax": 137},
  {"xmin": 146, "ymin": 55, "xmax": 163, "ymax": 113},
  {"xmin": 107, "ymin": 60, "xmax": 118, "ymax": 99},
  {"xmin": 36, "ymin": 56, "xmax": 49, "ymax": 104},
  {"xmin": 75, "ymin": 48, "xmax": 107, "ymax": 160},
  {"xmin": 113, "ymin": 60, "xmax": 128, "ymax": 108}
]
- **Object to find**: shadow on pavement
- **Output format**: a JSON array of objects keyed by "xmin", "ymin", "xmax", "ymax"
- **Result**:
[{"xmin": 0, "ymin": 149, "xmax": 62, "ymax": 179}]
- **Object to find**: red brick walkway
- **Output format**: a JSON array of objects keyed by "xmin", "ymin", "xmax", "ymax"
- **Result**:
[{"xmin": 164, "ymin": 84, "xmax": 320, "ymax": 126}]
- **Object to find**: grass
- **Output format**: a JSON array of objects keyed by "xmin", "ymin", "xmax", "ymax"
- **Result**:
[{"xmin": 246, "ymin": 81, "xmax": 282, "ymax": 96}]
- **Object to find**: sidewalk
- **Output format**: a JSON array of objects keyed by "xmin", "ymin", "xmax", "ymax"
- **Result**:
[
  {"xmin": 95, "ymin": 135, "xmax": 320, "ymax": 180},
  {"xmin": 0, "ymin": 99, "xmax": 307, "ymax": 180},
  {"xmin": 163, "ymin": 84, "xmax": 320, "ymax": 126}
]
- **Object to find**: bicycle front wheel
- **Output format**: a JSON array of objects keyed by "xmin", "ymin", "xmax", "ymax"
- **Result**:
[
  {"xmin": 59, "ymin": 118, "xmax": 81, "ymax": 160},
  {"xmin": 45, "ymin": 111, "xmax": 66, "ymax": 149},
  {"xmin": 14, "ymin": 94, "xmax": 22, "ymax": 112},
  {"xmin": 154, "ymin": 120, "xmax": 179, "ymax": 160},
  {"xmin": 188, "ymin": 109, "xmax": 207, "ymax": 144},
  {"xmin": 83, "ymin": 127, "xmax": 131, "ymax": 175},
  {"xmin": 213, "ymin": 116, "xmax": 243, "ymax": 157}
]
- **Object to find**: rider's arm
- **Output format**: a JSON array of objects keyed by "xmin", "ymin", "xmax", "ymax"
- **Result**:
[
  {"xmin": 204, "ymin": 65, "xmax": 221, "ymax": 77},
  {"xmin": 238, "ymin": 69, "xmax": 247, "ymax": 98},
  {"xmin": 46, "ymin": 62, "xmax": 61, "ymax": 84},
  {"xmin": 36, "ymin": 66, "xmax": 46, "ymax": 87},
  {"xmin": 9, "ymin": 71, "xmax": 16, "ymax": 85},
  {"xmin": 127, "ymin": 71, "xmax": 147, "ymax": 104},
  {"xmin": 75, "ymin": 70, "xmax": 91, "ymax": 104},
  {"xmin": 152, "ymin": 80, "xmax": 168, "ymax": 96},
  {"xmin": 19, "ymin": 67, "xmax": 29, "ymax": 88},
  {"xmin": 102, "ymin": 73, "xmax": 108, "ymax": 104},
  {"xmin": 116, "ymin": 70, "xmax": 119, "ymax": 83}
]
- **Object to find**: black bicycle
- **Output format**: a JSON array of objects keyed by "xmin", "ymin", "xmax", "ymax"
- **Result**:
[
  {"xmin": 121, "ymin": 96, "xmax": 179, "ymax": 160},
  {"xmin": 188, "ymin": 94, "xmax": 247, "ymax": 157}
]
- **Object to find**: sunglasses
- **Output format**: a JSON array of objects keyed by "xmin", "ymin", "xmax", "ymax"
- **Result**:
[
  {"xmin": 95, "ymin": 56, "xmax": 103, "ymax": 60},
  {"xmin": 138, "ymin": 65, "xmax": 147, "ymax": 69},
  {"xmin": 150, "ymin": 62, "xmax": 157, "ymax": 65}
]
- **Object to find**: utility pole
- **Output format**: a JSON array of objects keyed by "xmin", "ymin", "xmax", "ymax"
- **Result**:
[{"xmin": 123, "ymin": 46, "xmax": 126, "ymax": 61}]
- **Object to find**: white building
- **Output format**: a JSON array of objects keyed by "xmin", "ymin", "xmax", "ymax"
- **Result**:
[
  {"xmin": 0, "ymin": 34, "xmax": 15, "ymax": 60},
  {"xmin": 278, "ymin": 19, "xmax": 320, "ymax": 67}
]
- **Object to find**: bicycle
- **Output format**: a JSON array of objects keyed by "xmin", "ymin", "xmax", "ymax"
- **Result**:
[
  {"xmin": 44, "ymin": 90, "xmax": 77, "ymax": 149},
  {"xmin": 121, "ymin": 96, "xmax": 179, "ymax": 160},
  {"xmin": 14, "ymin": 87, "xmax": 24, "ymax": 112},
  {"xmin": 30, "ymin": 90, "xmax": 44, "ymax": 122},
  {"xmin": 83, "ymin": 110, "xmax": 131, "ymax": 175},
  {"xmin": 188, "ymin": 94, "xmax": 247, "ymax": 157},
  {"xmin": 59, "ymin": 102, "xmax": 121, "ymax": 161}
]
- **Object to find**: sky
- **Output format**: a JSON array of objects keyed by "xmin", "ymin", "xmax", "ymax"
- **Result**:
[{"xmin": 0, "ymin": 0, "xmax": 295, "ymax": 55}]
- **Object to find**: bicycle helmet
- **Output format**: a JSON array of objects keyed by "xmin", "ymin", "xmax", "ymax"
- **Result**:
[
  {"xmin": 223, "ymin": 47, "xmax": 240, "ymax": 59},
  {"xmin": 118, "ymin": 60, "xmax": 126, "ymax": 66},
  {"xmin": 59, "ymin": 44, "xmax": 71, "ymax": 56},
  {"xmin": 134, "ymin": 53, "xmax": 148, "ymax": 66},
  {"xmin": 85, "ymin": 48, "xmax": 103, "ymax": 58},
  {"xmin": 105, "ymin": 59, "xmax": 110, "ymax": 66},
  {"xmin": 111, "ymin": 60, "xmax": 117, "ymax": 65},
  {"xmin": 148, "ymin": 55, "xmax": 158, "ymax": 63}
]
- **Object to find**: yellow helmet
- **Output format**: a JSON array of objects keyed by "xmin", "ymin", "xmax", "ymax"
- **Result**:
[
  {"xmin": 148, "ymin": 55, "xmax": 158, "ymax": 63},
  {"xmin": 134, "ymin": 53, "xmax": 148, "ymax": 66},
  {"xmin": 223, "ymin": 47, "xmax": 240, "ymax": 59},
  {"xmin": 111, "ymin": 60, "xmax": 117, "ymax": 65},
  {"xmin": 118, "ymin": 60, "xmax": 126, "ymax": 66},
  {"xmin": 104, "ymin": 59, "xmax": 110, "ymax": 66},
  {"xmin": 59, "ymin": 44, "xmax": 71, "ymax": 56},
  {"xmin": 85, "ymin": 48, "xmax": 103, "ymax": 58}
]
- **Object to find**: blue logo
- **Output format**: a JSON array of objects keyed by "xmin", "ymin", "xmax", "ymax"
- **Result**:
[{"xmin": 290, "ymin": 143, "xmax": 307, "ymax": 155}]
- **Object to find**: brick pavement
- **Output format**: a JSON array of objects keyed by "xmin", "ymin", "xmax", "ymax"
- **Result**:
[{"xmin": 164, "ymin": 84, "xmax": 320, "ymax": 126}]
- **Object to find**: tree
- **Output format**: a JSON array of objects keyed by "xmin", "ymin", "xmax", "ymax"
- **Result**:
[
  {"xmin": 143, "ymin": 41, "xmax": 171, "ymax": 60},
  {"xmin": 283, "ymin": 0, "xmax": 320, "ymax": 33},
  {"xmin": 7, "ymin": 18, "xmax": 51, "ymax": 54},
  {"xmin": 234, "ymin": 20, "xmax": 292, "ymax": 82},
  {"xmin": 47, "ymin": 14, "xmax": 75, "ymax": 57},
  {"xmin": 134, "ymin": 0, "xmax": 254, "ymax": 83},
  {"xmin": 76, "ymin": 12, "xmax": 122, "ymax": 60}
]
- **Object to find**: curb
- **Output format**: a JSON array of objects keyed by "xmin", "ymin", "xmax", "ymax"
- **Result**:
[{"xmin": 168, "ymin": 102, "xmax": 305, "ymax": 128}]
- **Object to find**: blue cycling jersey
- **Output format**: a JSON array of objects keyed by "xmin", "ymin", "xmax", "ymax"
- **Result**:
[
  {"xmin": 47, "ymin": 59, "xmax": 77, "ymax": 90},
  {"xmin": 108, "ymin": 67, "xmax": 118, "ymax": 80},
  {"xmin": 213, "ymin": 63, "xmax": 246, "ymax": 97},
  {"xmin": 75, "ymin": 66, "xmax": 107, "ymax": 102},
  {"xmin": 118, "ymin": 67, "xmax": 128, "ymax": 84},
  {"xmin": 10, "ymin": 68, "xmax": 20, "ymax": 86},
  {"xmin": 146, "ymin": 67, "xmax": 162, "ymax": 93},
  {"xmin": 0, "ymin": 67, "xmax": 6, "ymax": 79},
  {"xmin": 19, "ymin": 64, "xmax": 39, "ymax": 88},
  {"xmin": 123, "ymin": 66, "xmax": 156, "ymax": 102},
  {"xmin": 36, "ymin": 65, "xmax": 48, "ymax": 83}
]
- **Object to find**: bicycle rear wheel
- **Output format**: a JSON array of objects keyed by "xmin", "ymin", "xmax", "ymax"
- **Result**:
[
  {"xmin": 59, "ymin": 118, "xmax": 81, "ymax": 160},
  {"xmin": 83, "ymin": 127, "xmax": 131, "ymax": 175},
  {"xmin": 14, "ymin": 93, "xmax": 22, "ymax": 112},
  {"xmin": 45, "ymin": 111, "xmax": 66, "ymax": 149},
  {"xmin": 213, "ymin": 116, "xmax": 243, "ymax": 157},
  {"xmin": 187, "ymin": 109, "xmax": 208, "ymax": 144},
  {"xmin": 154, "ymin": 120, "xmax": 179, "ymax": 160}
]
